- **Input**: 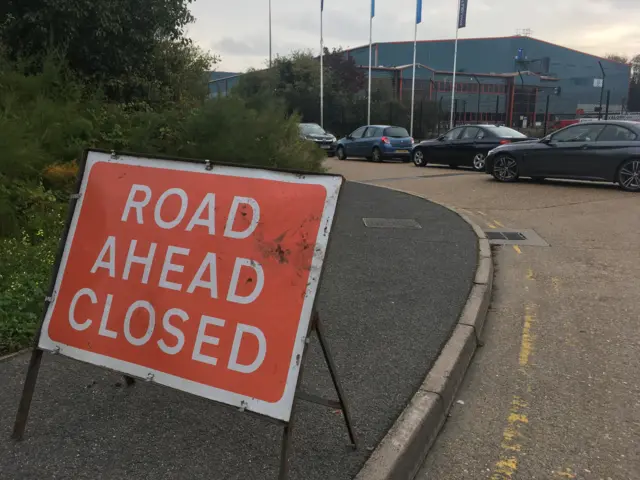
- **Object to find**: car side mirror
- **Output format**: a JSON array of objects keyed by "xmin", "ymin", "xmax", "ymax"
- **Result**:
[
  {"xmin": 346, "ymin": 135, "xmax": 353, "ymax": 140},
  {"xmin": 540, "ymin": 136, "xmax": 552, "ymax": 144},
  {"xmin": 437, "ymin": 135, "xmax": 445, "ymax": 141}
]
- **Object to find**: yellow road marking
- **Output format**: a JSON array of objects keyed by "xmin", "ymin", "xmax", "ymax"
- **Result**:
[
  {"xmin": 526, "ymin": 268, "xmax": 534, "ymax": 280},
  {"xmin": 519, "ymin": 305, "xmax": 535, "ymax": 367},
  {"xmin": 494, "ymin": 220, "xmax": 505, "ymax": 227},
  {"xmin": 488, "ymin": 223, "xmax": 497, "ymax": 229},
  {"xmin": 513, "ymin": 245, "xmax": 522, "ymax": 254},
  {"xmin": 490, "ymin": 299, "xmax": 537, "ymax": 480},
  {"xmin": 490, "ymin": 396, "xmax": 529, "ymax": 480}
]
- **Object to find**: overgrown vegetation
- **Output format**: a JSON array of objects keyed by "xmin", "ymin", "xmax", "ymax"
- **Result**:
[
  {"xmin": 605, "ymin": 53, "xmax": 640, "ymax": 111},
  {"xmin": 0, "ymin": 1, "xmax": 324, "ymax": 354}
]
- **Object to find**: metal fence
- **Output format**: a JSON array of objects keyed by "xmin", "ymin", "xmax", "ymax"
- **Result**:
[{"xmin": 304, "ymin": 86, "xmax": 627, "ymax": 141}]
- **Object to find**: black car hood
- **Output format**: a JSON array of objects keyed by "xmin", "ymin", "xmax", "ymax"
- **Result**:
[
  {"xmin": 491, "ymin": 139, "xmax": 544, "ymax": 152},
  {"xmin": 418, "ymin": 139, "xmax": 442, "ymax": 146}
]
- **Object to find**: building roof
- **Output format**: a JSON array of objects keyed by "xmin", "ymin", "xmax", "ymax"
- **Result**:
[{"xmin": 346, "ymin": 35, "xmax": 628, "ymax": 66}]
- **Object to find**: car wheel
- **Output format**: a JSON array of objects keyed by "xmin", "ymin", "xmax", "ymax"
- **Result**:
[
  {"xmin": 492, "ymin": 155, "xmax": 519, "ymax": 182},
  {"xmin": 336, "ymin": 146, "xmax": 346, "ymax": 160},
  {"xmin": 472, "ymin": 153, "xmax": 486, "ymax": 172},
  {"xmin": 372, "ymin": 147, "xmax": 382, "ymax": 163},
  {"xmin": 617, "ymin": 158, "xmax": 640, "ymax": 192},
  {"xmin": 412, "ymin": 149, "xmax": 427, "ymax": 167}
]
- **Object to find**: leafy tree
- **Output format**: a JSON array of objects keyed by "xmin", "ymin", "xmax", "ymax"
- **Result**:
[
  {"xmin": 605, "ymin": 53, "xmax": 640, "ymax": 111},
  {"xmin": 0, "ymin": 0, "xmax": 214, "ymax": 103},
  {"xmin": 605, "ymin": 53, "xmax": 629, "ymax": 64},
  {"xmin": 233, "ymin": 49, "xmax": 420, "ymax": 136},
  {"xmin": 322, "ymin": 47, "xmax": 366, "ymax": 95}
]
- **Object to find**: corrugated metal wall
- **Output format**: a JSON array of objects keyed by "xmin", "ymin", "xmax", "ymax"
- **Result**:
[{"xmin": 347, "ymin": 37, "xmax": 631, "ymax": 118}]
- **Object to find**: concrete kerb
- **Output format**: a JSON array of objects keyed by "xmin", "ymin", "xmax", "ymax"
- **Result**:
[
  {"xmin": 353, "ymin": 184, "xmax": 493, "ymax": 480},
  {"xmin": 0, "ymin": 347, "xmax": 30, "ymax": 363}
]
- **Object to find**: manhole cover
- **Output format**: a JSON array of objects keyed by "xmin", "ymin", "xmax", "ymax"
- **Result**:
[
  {"xmin": 363, "ymin": 218, "xmax": 422, "ymax": 229},
  {"xmin": 483, "ymin": 229, "xmax": 548, "ymax": 246}
]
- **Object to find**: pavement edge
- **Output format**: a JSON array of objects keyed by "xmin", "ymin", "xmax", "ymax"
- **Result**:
[
  {"xmin": 0, "ymin": 348, "xmax": 30, "ymax": 363},
  {"xmin": 353, "ymin": 186, "xmax": 493, "ymax": 480}
]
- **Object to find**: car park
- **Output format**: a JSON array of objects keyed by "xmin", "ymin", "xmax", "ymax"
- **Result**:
[
  {"xmin": 485, "ymin": 120, "xmax": 640, "ymax": 192},
  {"xmin": 412, "ymin": 124, "xmax": 535, "ymax": 171},
  {"xmin": 336, "ymin": 125, "xmax": 414, "ymax": 162},
  {"xmin": 299, "ymin": 123, "xmax": 338, "ymax": 156}
]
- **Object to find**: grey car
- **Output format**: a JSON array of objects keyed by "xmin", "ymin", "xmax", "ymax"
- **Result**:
[
  {"xmin": 485, "ymin": 120, "xmax": 640, "ymax": 192},
  {"xmin": 299, "ymin": 123, "xmax": 337, "ymax": 156}
]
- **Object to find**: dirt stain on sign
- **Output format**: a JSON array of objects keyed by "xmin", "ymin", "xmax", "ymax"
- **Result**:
[{"xmin": 255, "ymin": 231, "xmax": 292, "ymax": 265}]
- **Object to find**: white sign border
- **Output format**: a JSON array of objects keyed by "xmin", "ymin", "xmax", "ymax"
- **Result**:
[{"xmin": 38, "ymin": 150, "xmax": 344, "ymax": 423}]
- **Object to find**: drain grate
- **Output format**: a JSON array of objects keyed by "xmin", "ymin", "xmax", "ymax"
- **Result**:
[
  {"xmin": 486, "ymin": 231, "xmax": 527, "ymax": 241},
  {"xmin": 483, "ymin": 229, "xmax": 548, "ymax": 247},
  {"xmin": 363, "ymin": 218, "xmax": 422, "ymax": 229}
]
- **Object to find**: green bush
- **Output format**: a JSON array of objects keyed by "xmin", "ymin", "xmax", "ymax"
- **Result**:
[{"xmin": 0, "ymin": 55, "xmax": 325, "ymax": 355}]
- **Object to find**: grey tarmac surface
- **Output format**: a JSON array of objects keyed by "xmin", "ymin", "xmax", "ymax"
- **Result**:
[
  {"xmin": 326, "ymin": 159, "xmax": 640, "ymax": 480},
  {"xmin": 0, "ymin": 181, "xmax": 477, "ymax": 480}
]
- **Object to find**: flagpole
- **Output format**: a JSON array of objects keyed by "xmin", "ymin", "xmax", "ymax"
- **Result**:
[
  {"xmin": 410, "ymin": 0, "xmax": 421, "ymax": 138},
  {"xmin": 367, "ymin": 13, "xmax": 373, "ymax": 125},
  {"xmin": 410, "ymin": 23, "xmax": 418, "ymax": 137},
  {"xmin": 320, "ymin": 2, "xmax": 324, "ymax": 128},
  {"xmin": 449, "ymin": 0, "xmax": 461, "ymax": 129},
  {"xmin": 268, "ymin": 0, "xmax": 272, "ymax": 67}
]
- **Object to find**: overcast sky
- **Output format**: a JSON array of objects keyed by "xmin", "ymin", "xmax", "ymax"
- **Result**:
[{"xmin": 187, "ymin": 0, "xmax": 640, "ymax": 72}]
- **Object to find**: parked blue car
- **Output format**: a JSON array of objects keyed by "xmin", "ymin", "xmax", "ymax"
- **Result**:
[{"xmin": 335, "ymin": 125, "xmax": 414, "ymax": 162}]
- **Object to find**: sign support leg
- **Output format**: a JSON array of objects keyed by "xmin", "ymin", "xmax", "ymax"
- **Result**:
[
  {"xmin": 314, "ymin": 312, "xmax": 357, "ymax": 448},
  {"xmin": 12, "ymin": 348, "xmax": 44, "ymax": 440},
  {"xmin": 278, "ymin": 309, "xmax": 357, "ymax": 479},
  {"xmin": 278, "ymin": 415, "xmax": 296, "ymax": 480}
]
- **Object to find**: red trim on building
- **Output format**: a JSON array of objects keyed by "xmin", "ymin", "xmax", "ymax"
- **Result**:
[
  {"xmin": 508, "ymin": 79, "xmax": 515, "ymax": 126},
  {"xmin": 533, "ymin": 88, "xmax": 539, "ymax": 126}
]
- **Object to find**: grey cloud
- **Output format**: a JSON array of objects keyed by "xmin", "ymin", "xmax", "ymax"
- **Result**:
[
  {"xmin": 214, "ymin": 38, "xmax": 264, "ymax": 56},
  {"xmin": 196, "ymin": 0, "xmax": 640, "ymax": 70}
]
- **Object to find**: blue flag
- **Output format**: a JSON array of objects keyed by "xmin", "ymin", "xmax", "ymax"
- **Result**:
[
  {"xmin": 321, "ymin": 0, "xmax": 324, "ymax": 11},
  {"xmin": 458, "ymin": 0, "xmax": 468, "ymax": 28},
  {"xmin": 416, "ymin": 0, "xmax": 422, "ymax": 24},
  {"xmin": 371, "ymin": 0, "xmax": 375, "ymax": 18}
]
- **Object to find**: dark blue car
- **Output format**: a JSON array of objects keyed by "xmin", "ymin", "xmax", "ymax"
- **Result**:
[{"xmin": 336, "ymin": 125, "xmax": 414, "ymax": 162}]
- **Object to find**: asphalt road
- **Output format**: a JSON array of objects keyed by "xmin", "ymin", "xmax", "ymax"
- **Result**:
[
  {"xmin": 326, "ymin": 158, "xmax": 640, "ymax": 480},
  {"xmin": 0, "ymin": 181, "xmax": 477, "ymax": 480}
]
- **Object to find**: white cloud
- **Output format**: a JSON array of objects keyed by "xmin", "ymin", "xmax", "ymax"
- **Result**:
[{"xmin": 188, "ymin": 0, "xmax": 640, "ymax": 72}]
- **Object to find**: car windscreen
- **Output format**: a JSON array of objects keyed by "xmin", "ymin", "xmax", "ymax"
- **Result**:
[
  {"xmin": 384, "ymin": 127, "xmax": 410, "ymax": 138},
  {"xmin": 488, "ymin": 126, "xmax": 527, "ymax": 138},
  {"xmin": 299, "ymin": 124, "xmax": 326, "ymax": 135}
]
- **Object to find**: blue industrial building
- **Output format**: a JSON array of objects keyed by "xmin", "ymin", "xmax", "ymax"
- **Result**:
[{"xmin": 209, "ymin": 35, "xmax": 631, "ymax": 128}]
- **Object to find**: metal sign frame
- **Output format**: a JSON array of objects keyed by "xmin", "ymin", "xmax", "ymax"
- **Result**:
[{"xmin": 12, "ymin": 149, "xmax": 357, "ymax": 479}]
